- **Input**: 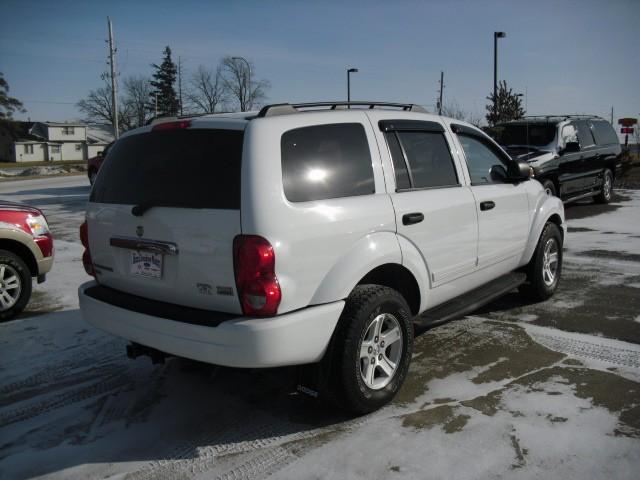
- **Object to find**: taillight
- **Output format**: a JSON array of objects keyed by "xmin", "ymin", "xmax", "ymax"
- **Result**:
[
  {"xmin": 80, "ymin": 221, "xmax": 95, "ymax": 277},
  {"xmin": 233, "ymin": 235, "xmax": 281, "ymax": 317}
]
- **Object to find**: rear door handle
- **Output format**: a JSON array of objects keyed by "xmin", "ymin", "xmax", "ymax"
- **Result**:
[
  {"xmin": 480, "ymin": 201, "xmax": 495, "ymax": 211},
  {"xmin": 402, "ymin": 212, "xmax": 424, "ymax": 225}
]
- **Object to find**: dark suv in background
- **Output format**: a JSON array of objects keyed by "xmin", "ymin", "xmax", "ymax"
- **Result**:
[{"xmin": 487, "ymin": 115, "xmax": 621, "ymax": 203}]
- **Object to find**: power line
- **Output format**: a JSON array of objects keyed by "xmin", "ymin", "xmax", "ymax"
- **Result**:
[{"xmin": 21, "ymin": 100, "xmax": 77, "ymax": 105}]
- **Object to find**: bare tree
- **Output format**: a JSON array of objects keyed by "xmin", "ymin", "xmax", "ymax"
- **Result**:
[
  {"xmin": 186, "ymin": 65, "xmax": 227, "ymax": 114},
  {"xmin": 221, "ymin": 56, "xmax": 270, "ymax": 112},
  {"xmin": 441, "ymin": 99, "xmax": 483, "ymax": 127},
  {"xmin": 123, "ymin": 75, "xmax": 152, "ymax": 128},
  {"xmin": 441, "ymin": 100, "xmax": 467, "ymax": 121},
  {"xmin": 77, "ymin": 80, "xmax": 133, "ymax": 129}
]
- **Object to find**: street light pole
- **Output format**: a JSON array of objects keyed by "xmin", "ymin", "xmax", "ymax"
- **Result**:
[
  {"xmin": 232, "ymin": 56, "xmax": 252, "ymax": 111},
  {"xmin": 347, "ymin": 68, "xmax": 358, "ymax": 105},
  {"xmin": 493, "ymin": 31, "xmax": 506, "ymax": 123}
]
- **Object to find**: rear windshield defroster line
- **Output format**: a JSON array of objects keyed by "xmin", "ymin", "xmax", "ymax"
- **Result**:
[{"xmin": 90, "ymin": 129, "xmax": 244, "ymax": 210}]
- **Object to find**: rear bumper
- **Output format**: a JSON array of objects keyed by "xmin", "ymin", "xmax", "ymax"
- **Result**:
[{"xmin": 78, "ymin": 281, "xmax": 344, "ymax": 368}]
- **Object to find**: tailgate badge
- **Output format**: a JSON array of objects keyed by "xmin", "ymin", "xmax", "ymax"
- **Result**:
[
  {"xmin": 197, "ymin": 283, "xmax": 213, "ymax": 295},
  {"xmin": 136, "ymin": 226, "xmax": 144, "ymax": 237}
]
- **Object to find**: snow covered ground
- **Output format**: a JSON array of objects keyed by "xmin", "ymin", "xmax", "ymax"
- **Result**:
[{"xmin": 0, "ymin": 176, "xmax": 639, "ymax": 479}]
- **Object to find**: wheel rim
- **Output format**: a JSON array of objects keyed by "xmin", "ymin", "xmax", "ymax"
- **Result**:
[
  {"xmin": 0, "ymin": 263, "xmax": 22, "ymax": 312},
  {"xmin": 542, "ymin": 239, "xmax": 559, "ymax": 287},
  {"xmin": 359, "ymin": 313, "xmax": 403, "ymax": 390},
  {"xmin": 603, "ymin": 172, "xmax": 612, "ymax": 200}
]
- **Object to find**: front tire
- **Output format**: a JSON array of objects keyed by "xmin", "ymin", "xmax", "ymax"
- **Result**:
[
  {"xmin": 594, "ymin": 168, "xmax": 613, "ymax": 204},
  {"xmin": 0, "ymin": 250, "xmax": 32, "ymax": 321},
  {"xmin": 329, "ymin": 285, "xmax": 413, "ymax": 415},
  {"xmin": 519, "ymin": 223, "xmax": 562, "ymax": 302},
  {"xmin": 541, "ymin": 179, "xmax": 557, "ymax": 197}
]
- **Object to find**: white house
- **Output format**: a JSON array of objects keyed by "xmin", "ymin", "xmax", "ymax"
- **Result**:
[{"xmin": 2, "ymin": 122, "xmax": 114, "ymax": 163}]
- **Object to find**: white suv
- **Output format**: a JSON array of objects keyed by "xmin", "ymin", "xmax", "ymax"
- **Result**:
[{"xmin": 79, "ymin": 101, "xmax": 565, "ymax": 413}]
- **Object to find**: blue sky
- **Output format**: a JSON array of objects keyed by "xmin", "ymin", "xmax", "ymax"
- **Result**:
[{"xmin": 1, "ymin": 0, "xmax": 638, "ymax": 128}]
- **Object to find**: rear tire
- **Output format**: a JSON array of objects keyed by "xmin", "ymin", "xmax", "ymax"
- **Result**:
[
  {"xmin": 0, "ymin": 249, "xmax": 32, "ymax": 321},
  {"xmin": 328, "ymin": 285, "xmax": 413, "ymax": 415},
  {"xmin": 519, "ymin": 223, "xmax": 562, "ymax": 302},
  {"xmin": 594, "ymin": 168, "xmax": 613, "ymax": 204}
]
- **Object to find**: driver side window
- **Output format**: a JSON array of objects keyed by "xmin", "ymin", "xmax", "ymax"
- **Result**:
[
  {"xmin": 458, "ymin": 135, "xmax": 507, "ymax": 185},
  {"xmin": 561, "ymin": 124, "xmax": 578, "ymax": 147}
]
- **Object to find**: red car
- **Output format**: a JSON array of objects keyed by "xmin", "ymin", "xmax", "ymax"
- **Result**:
[
  {"xmin": 87, "ymin": 142, "xmax": 112, "ymax": 185},
  {"xmin": 0, "ymin": 202, "xmax": 54, "ymax": 320}
]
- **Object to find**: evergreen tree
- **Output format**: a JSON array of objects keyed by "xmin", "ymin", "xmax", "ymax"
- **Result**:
[
  {"xmin": 149, "ymin": 47, "xmax": 179, "ymax": 117},
  {"xmin": 0, "ymin": 72, "xmax": 26, "ymax": 119},
  {"xmin": 485, "ymin": 80, "xmax": 525, "ymax": 126}
]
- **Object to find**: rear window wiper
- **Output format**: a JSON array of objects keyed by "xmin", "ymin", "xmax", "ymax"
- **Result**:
[
  {"xmin": 131, "ymin": 200, "xmax": 161, "ymax": 216},
  {"xmin": 131, "ymin": 199, "xmax": 200, "ymax": 216}
]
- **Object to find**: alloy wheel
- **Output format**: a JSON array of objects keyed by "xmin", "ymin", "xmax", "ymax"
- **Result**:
[
  {"xmin": 542, "ymin": 238, "xmax": 559, "ymax": 287},
  {"xmin": 359, "ymin": 313, "xmax": 403, "ymax": 390},
  {"xmin": 0, "ymin": 264, "xmax": 22, "ymax": 311}
]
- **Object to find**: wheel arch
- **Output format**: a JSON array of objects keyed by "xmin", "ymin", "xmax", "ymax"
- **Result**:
[
  {"xmin": 0, "ymin": 239, "xmax": 38, "ymax": 277},
  {"xmin": 356, "ymin": 263, "xmax": 421, "ymax": 316},
  {"xmin": 308, "ymin": 231, "xmax": 425, "ymax": 316},
  {"xmin": 520, "ymin": 195, "xmax": 566, "ymax": 266}
]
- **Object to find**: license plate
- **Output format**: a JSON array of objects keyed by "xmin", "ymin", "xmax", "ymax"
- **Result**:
[{"xmin": 130, "ymin": 251, "xmax": 162, "ymax": 279}]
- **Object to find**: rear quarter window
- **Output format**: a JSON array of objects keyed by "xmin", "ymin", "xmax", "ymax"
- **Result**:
[
  {"xmin": 281, "ymin": 123, "xmax": 374, "ymax": 202},
  {"xmin": 590, "ymin": 120, "xmax": 619, "ymax": 146}
]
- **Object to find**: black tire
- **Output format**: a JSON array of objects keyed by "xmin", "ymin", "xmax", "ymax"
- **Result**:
[
  {"xmin": 541, "ymin": 179, "xmax": 557, "ymax": 197},
  {"xmin": 519, "ymin": 223, "xmax": 563, "ymax": 302},
  {"xmin": 594, "ymin": 168, "xmax": 613, "ymax": 204},
  {"xmin": 327, "ymin": 285, "xmax": 413, "ymax": 415},
  {"xmin": 0, "ymin": 249, "xmax": 32, "ymax": 321}
]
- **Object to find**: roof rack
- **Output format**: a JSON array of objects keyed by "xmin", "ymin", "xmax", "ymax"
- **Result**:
[
  {"xmin": 257, "ymin": 101, "xmax": 428, "ymax": 118},
  {"xmin": 519, "ymin": 114, "xmax": 604, "ymax": 122}
]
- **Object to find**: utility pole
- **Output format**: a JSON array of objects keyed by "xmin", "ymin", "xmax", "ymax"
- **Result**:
[
  {"xmin": 437, "ymin": 71, "xmax": 444, "ymax": 115},
  {"xmin": 107, "ymin": 17, "xmax": 119, "ymax": 139},
  {"xmin": 178, "ymin": 56, "xmax": 183, "ymax": 116},
  {"xmin": 611, "ymin": 106, "xmax": 614, "ymax": 125}
]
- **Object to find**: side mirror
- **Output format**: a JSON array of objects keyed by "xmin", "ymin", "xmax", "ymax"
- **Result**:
[
  {"xmin": 506, "ymin": 160, "xmax": 532, "ymax": 182},
  {"xmin": 562, "ymin": 141, "xmax": 580, "ymax": 154},
  {"xmin": 489, "ymin": 164, "xmax": 507, "ymax": 182}
]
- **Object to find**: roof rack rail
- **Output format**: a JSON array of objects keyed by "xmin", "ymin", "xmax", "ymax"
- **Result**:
[
  {"xmin": 257, "ymin": 101, "xmax": 428, "ymax": 118},
  {"xmin": 520, "ymin": 114, "xmax": 604, "ymax": 122}
]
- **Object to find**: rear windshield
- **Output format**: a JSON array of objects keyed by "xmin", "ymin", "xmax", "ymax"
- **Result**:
[
  {"xmin": 90, "ymin": 129, "xmax": 243, "ymax": 209},
  {"xmin": 489, "ymin": 123, "xmax": 557, "ymax": 147}
]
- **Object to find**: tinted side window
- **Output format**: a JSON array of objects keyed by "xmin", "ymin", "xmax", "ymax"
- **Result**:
[
  {"xmin": 281, "ymin": 123, "xmax": 374, "ymax": 202},
  {"xmin": 590, "ymin": 120, "xmax": 619, "ymax": 146},
  {"xmin": 576, "ymin": 121, "xmax": 595, "ymax": 148},
  {"xmin": 394, "ymin": 131, "xmax": 458, "ymax": 189},
  {"xmin": 458, "ymin": 135, "xmax": 508, "ymax": 185},
  {"xmin": 384, "ymin": 132, "xmax": 411, "ymax": 190}
]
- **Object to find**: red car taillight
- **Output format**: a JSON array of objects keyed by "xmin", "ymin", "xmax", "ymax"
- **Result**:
[
  {"xmin": 80, "ymin": 221, "xmax": 95, "ymax": 277},
  {"xmin": 233, "ymin": 235, "xmax": 281, "ymax": 317}
]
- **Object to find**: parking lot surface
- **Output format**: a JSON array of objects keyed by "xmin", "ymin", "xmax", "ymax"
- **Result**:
[{"xmin": 0, "ymin": 176, "xmax": 639, "ymax": 479}]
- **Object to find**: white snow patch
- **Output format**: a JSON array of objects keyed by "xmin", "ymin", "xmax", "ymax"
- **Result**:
[{"xmin": 516, "ymin": 313, "xmax": 538, "ymax": 322}]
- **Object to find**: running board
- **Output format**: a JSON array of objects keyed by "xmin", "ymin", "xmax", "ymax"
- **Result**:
[
  {"xmin": 414, "ymin": 272, "xmax": 527, "ymax": 328},
  {"xmin": 563, "ymin": 189, "xmax": 598, "ymax": 204}
]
